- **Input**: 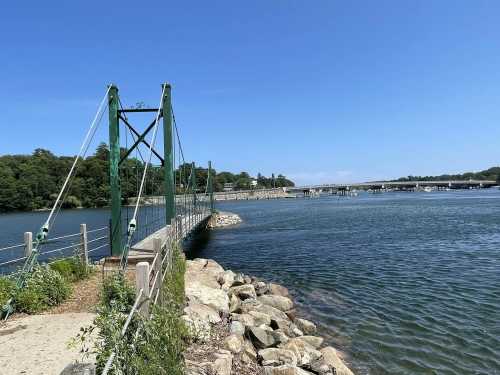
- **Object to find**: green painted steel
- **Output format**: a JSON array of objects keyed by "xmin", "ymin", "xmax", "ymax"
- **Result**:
[
  {"xmin": 162, "ymin": 84, "xmax": 175, "ymax": 223},
  {"xmin": 108, "ymin": 85, "xmax": 122, "ymax": 256},
  {"xmin": 209, "ymin": 160, "xmax": 214, "ymax": 213},
  {"xmin": 192, "ymin": 162, "xmax": 197, "ymax": 210}
]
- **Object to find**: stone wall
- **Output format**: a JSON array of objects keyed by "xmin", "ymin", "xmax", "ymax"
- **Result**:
[{"xmin": 183, "ymin": 258, "xmax": 355, "ymax": 375}]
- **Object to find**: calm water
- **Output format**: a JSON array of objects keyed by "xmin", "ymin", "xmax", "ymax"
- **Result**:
[
  {"xmin": 1, "ymin": 190, "xmax": 499, "ymax": 374},
  {"xmin": 189, "ymin": 190, "xmax": 500, "ymax": 375}
]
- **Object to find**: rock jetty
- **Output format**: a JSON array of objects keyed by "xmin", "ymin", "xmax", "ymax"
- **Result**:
[
  {"xmin": 208, "ymin": 212, "xmax": 243, "ymax": 228},
  {"xmin": 183, "ymin": 258, "xmax": 355, "ymax": 375}
]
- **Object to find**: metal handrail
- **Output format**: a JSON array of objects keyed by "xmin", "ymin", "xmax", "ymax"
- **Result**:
[{"xmin": 0, "ymin": 243, "xmax": 24, "ymax": 253}]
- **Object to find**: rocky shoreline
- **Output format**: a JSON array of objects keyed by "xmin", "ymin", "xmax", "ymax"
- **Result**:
[
  {"xmin": 183, "ymin": 258, "xmax": 355, "ymax": 375},
  {"xmin": 208, "ymin": 212, "xmax": 243, "ymax": 228}
]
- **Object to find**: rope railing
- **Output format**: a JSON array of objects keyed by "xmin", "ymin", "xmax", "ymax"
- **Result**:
[{"xmin": 0, "ymin": 225, "xmax": 110, "ymax": 274}]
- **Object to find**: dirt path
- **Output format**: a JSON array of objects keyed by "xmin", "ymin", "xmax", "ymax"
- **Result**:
[
  {"xmin": 0, "ymin": 271, "xmax": 104, "ymax": 374},
  {"xmin": 0, "ymin": 312, "xmax": 96, "ymax": 374}
]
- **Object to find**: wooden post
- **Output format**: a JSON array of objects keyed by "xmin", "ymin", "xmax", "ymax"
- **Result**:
[
  {"xmin": 136, "ymin": 262, "xmax": 150, "ymax": 318},
  {"xmin": 153, "ymin": 238, "xmax": 163, "ymax": 303},
  {"xmin": 177, "ymin": 215, "xmax": 183, "ymax": 240},
  {"xmin": 80, "ymin": 224, "xmax": 89, "ymax": 265},
  {"xmin": 24, "ymin": 232, "xmax": 32, "ymax": 258}
]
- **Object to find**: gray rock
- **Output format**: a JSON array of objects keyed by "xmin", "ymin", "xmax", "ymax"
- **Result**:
[
  {"xmin": 233, "ymin": 273, "xmax": 245, "ymax": 286},
  {"xmin": 224, "ymin": 333, "xmax": 243, "ymax": 354},
  {"xmin": 231, "ymin": 313, "xmax": 255, "ymax": 327},
  {"xmin": 243, "ymin": 338, "xmax": 258, "ymax": 361},
  {"xmin": 263, "ymin": 365, "xmax": 315, "ymax": 375},
  {"xmin": 285, "ymin": 309, "xmax": 297, "ymax": 321},
  {"xmin": 230, "ymin": 284, "xmax": 257, "ymax": 300},
  {"xmin": 279, "ymin": 338, "xmax": 322, "ymax": 367},
  {"xmin": 249, "ymin": 310, "xmax": 272, "ymax": 326},
  {"xmin": 244, "ymin": 275, "xmax": 252, "ymax": 284},
  {"xmin": 218, "ymin": 270, "xmax": 235, "ymax": 290},
  {"xmin": 320, "ymin": 347, "xmax": 354, "ymax": 375},
  {"xmin": 230, "ymin": 320, "xmax": 245, "ymax": 335},
  {"xmin": 186, "ymin": 281, "xmax": 229, "ymax": 313},
  {"xmin": 245, "ymin": 301, "xmax": 289, "ymax": 322},
  {"xmin": 258, "ymin": 295, "xmax": 294, "ymax": 312},
  {"xmin": 229, "ymin": 293, "xmax": 241, "ymax": 313},
  {"xmin": 307, "ymin": 358, "xmax": 334, "ymax": 375},
  {"xmin": 295, "ymin": 318, "xmax": 317, "ymax": 335},
  {"xmin": 258, "ymin": 348, "xmax": 298, "ymax": 366},
  {"xmin": 60, "ymin": 363, "xmax": 95, "ymax": 375},
  {"xmin": 268, "ymin": 283, "xmax": 290, "ymax": 297},
  {"xmin": 247, "ymin": 326, "xmax": 277, "ymax": 349},
  {"xmin": 296, "ymin": 335, "xmax": 324, "ymax": 349},
  {"xmin": 184, "ymin": 302, "xmax": 221, "ymax": 324},
  {"xmin": 272, "ymin": 319, "xmax": 300, "ymax": 338},
  {"xmin": 254, "ymin": 280, "xmax": 269, "ymax": 295},
  {"xmin": 212, "ymin": 349, "xmax": 233, "ymax": 375}
]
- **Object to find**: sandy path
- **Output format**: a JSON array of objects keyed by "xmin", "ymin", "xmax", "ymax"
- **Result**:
[{"xmin": 0, "ymin": 312, "xmax": 96, "ymax": 375}]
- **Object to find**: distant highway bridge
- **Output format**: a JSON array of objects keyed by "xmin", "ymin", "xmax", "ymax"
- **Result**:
[{"xmin": 286, "ymin": 180, "xmax": 497, "ymax": 195}]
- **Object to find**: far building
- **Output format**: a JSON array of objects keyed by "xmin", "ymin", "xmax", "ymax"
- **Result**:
[
  {"xmin": 250, "ymin": 179, "xmax": 258, "ymax": 188},
  {"xmin": 223, "ymin": 183, "xmax": 234, "ymax": 192}
]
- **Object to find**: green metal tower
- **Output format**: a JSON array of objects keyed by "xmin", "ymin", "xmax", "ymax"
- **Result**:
[{"xmin": 108, "ymin": 85, "xmax": 122, "ymax": 256}]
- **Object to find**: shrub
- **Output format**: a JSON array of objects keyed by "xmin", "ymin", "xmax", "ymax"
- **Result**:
[
  {"xmin": 15, "ymin": 264, "xmax": 71, "ymax": 313},
  {"xmin": 92, "ymin": 243, "xmax": 187, "ymax": 374},
  {"xmin": 0, "ymin": 276, "xmax": 15, "ymax": 308},
  {"xmin": 50, "ymin": 256, "xmax": 91, "ymax": 282}
]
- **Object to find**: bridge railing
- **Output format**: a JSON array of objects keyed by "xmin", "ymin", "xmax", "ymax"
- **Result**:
[
  {"xmin": 0, "ymin": 225, "xmax": 109, "ymax": 275},
  {"xmin": 101, "ymin": 216, "xmax": 181, "ymax": 374}
]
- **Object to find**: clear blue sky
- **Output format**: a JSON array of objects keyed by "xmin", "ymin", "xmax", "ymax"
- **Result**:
[{"xmin": 1, "ymin": 1, "xmax": 499, "ymax": 185}]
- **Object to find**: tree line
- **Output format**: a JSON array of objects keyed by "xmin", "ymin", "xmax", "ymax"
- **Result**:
[
  {"xmin": 0, "ymin": 144, "xmax": 295, "ymax": 213},
  {"xmin": 391, "ymin": 167, "xmax": 500, "ymax": 183}
]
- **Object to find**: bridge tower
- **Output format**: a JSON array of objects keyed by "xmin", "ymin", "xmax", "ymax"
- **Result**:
[{"xmin": 108, "ymin": 84, "xmax": 175, "ymax": 256}]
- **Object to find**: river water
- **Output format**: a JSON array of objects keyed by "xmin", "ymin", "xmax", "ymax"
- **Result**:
[
  {"xmin": 1, "ymin": 190, "xmax": 499, "ymax": 374},
  {"xmin": 190, "ymin": 190, "xmax": 500, "ymax": 375}
]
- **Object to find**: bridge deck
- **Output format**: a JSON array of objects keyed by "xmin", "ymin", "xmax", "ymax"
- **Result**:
[{"xmin": 129, "ymin": 211, "xmax": 211, "ymax": 257}]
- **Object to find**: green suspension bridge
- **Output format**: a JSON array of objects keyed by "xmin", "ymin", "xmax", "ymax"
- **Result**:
[{"xmin": 0, "ymin": 83, "xmax": 216, "ymax": 324}]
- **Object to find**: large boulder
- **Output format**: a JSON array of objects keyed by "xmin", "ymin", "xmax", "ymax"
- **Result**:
[
  {"xmin": 211, "ymin": 349, "xmax": 233, "ymax": 375},
  {"xmin": 279, "ymin": 338, "xmax": 322, "ymax": 367},
  {"xmin": 241, "ymin": 300, "xmax": 289, "ymax": 322},
  {"xmin": 184, "ymin": 302, "xmax": 221, "ymax": 324},
  {"xmin": 229, "ymin": 293, "xmax": 241, "ymax": 313},
  {"xmin": 185, "ymin": 261, "xmax": 220, "ymax": 289},
  {"xmin": 182, "ymin": 314, "xmax": 210, "ymax": 341},
  {"xmin": 254, "ymin": 281, "xmax": 269, "ymax": 296},
  {"xmin": 230, "ymin": 320, "xmax": 245, "ymax": 336},
  {"xmin": 231, "ymin": 313, "xmax": 255, "ymax": 327},
  {"xmin": 185, "ymin": 282, "xmax": 229, "ymax": 313},
  {"xmin": 203, "ymin": 259, "xmax": 224, "ymax": 276},
  {"xmin": 271, "ymin": 319, "xmax": 302, "ymax": 338},
  {"xmin": 218, "ymin": 270, "xmax": 236, "ymax": 290},
  {"xmin": 296, "ymin": 335, "xmax": 324, "ymax": 349},
  {"xmin": 224, "ymin": 334, "xmax": 243, "ymax": 354},
  {"xmin": 258, "ymin": 295, "xmax": 294, "ymax": 312},
  {"xmin": 258, "ymin": 348, "xmax": 298, "ymax": 367},
  {"xmin": 233, "ymin": 273, "xmax": 245, "ymax": 286},
  {"xmin": 268, "ymin": 283, "xmax": 290, "ymax": 297},
  {"xmin": 249, "ymin": 310, "xmax": 272, "ymax": 326},
  {"xmin": 246, "ymin": 326, "xmax": 277, "ymax": 349},
  {"xmin": 320, "ymin": 347, "xmax": 355, "ymax": 375},
  {"xmin": 263, "ymin": 365, "xmax": 315, "ymax": 375},
  {"xmin": 230, "ymin": 284, "xmax": 257, "ymax": 300},
  {"xmin": 294, "ymin": 318, "xmax": 317, "ymax": 335}
]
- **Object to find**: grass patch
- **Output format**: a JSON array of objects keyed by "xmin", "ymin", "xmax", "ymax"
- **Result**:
[
  {"xmin": 1, "ymin": 256, "xmax": 94, "ymax": 317},
  {"xmin": 50, "ymin": 256, "xmax": 93, "ymax": 282},
  {"xmin": 15, "ymin": 264, "xmax": 72, "ymax": 314},
  {"xmin": 88, "ymin": 243, "xmax": 188, "ymax": 374},
  {"xmin": 0, "ymin": 276, "xmax": 16, "ymax": 308}
]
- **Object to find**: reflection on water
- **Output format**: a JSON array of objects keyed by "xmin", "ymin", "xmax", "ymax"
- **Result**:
[{"xmin": 187, "ymin": 190, "xmax": 500, "ymax": 375}]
